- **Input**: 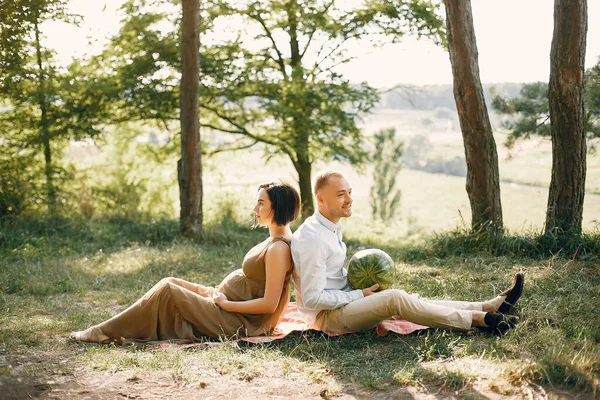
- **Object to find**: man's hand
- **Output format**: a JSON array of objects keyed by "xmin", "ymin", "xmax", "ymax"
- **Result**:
[{"xmin": 362, "ymin": 283, "xmax": 379, "ymax": 296}]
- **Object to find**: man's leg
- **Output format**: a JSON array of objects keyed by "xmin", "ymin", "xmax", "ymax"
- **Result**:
[
  {"xmin": 419, "ymin": 297, "xmax": 482, "ymax": 311},
  {"xmin": 315, "ymin": 289, "xmax": 476, "ymax": 332}
]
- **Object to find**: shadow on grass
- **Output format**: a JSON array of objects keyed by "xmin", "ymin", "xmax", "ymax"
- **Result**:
[
  {"xmin": 0, "ymin": 215, "xmax": 268, "ymax": 349},
  {"xmin": 1, "ymin": 216, "xmax": 599, "ymax": 396},
  {"xmin": 232, "ymin": 328, "xmax": 513, "ymax": 398},
  {"xmin": 0, "ymin": 373, "xmax": 49, "ymax": 400}
]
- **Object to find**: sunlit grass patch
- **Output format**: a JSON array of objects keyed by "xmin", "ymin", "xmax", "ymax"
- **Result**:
[
  {"xmin": 80, "ymin": 345, "xmax": 187, "ymax": 374},
  {"xmin": 75, "ymin": 341, "xmax": 344, "ymax": 394},
  {"xmin": 1, "ymin": 215, "xmax": 599, "ymax": 396}
]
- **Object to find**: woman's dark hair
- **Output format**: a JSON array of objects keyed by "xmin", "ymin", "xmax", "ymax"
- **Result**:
[{"xmin": 256, "ymin": 181, "xmax": 301, "ymax": 227}]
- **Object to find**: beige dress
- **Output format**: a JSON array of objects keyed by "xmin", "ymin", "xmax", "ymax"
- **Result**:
[{"xmin": 97, "ymin": 237, "xmax": 292, "ymax": 341}]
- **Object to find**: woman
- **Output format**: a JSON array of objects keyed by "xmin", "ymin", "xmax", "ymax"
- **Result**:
[{"xmin": 71, "ymin": 181, "xmax": 301, "ymax": 343}]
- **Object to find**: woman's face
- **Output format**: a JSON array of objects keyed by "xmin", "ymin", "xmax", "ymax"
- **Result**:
[{"xmin": 253, "ymin": 188, "xmax": 274, "ymax": 226}]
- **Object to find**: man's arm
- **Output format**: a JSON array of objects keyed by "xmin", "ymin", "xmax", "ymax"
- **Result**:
[{"xmin": 292, "ymin": 237, "xmax": 364, "ymax": 310}]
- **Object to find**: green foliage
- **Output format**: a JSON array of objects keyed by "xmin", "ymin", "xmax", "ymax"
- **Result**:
[
  {"xmin": 0, "ymin": 0, "xmax": 117, "ymax": 216},
  {"xmin": 71, "ymin": 124, "xmax": 180, "ymax": 219},
  {"xmin": 491, "ymin": 82, "xmax": 551, "ymax": 147},
  {"xmin": 491, "ymin": 57, "xmax": 600, "ymax": 150},
  {"xmin": 370, "ymin": 127, "xmax": 403, "ymax": 222},
  {"xmin": 413, "ymin": 226, "xmax": 600, "ymax": 261},
  {"xmin": 96, "ymin": 0, "xmax": 445, "ymax": 214},
  {"xmin": 94, "ymin": 0, "xmax": 180, "ymax": 124},
  {"xmin": 0, "ymin": 0, "xmax": 74, "ymax": 93},
  {"xmin": 0, "ymin": 130, "xmax": 74, "ymax": 218},
  {"xmin": 0, "ymin": 131, "xmax": 43, "ymax": 217}
]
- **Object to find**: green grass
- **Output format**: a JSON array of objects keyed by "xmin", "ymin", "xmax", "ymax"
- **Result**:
[{"xmin": 1, "ymin": 215, "xmax": 599, "ymax": 397}]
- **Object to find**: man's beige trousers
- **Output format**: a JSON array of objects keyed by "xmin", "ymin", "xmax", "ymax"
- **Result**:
[{"xmin": 313, "ymin": 289, "xmax": 482, "ymax": 332}]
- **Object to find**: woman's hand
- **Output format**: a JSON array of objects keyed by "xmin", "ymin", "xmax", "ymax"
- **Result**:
[{"xmin": 212, "ymin": 292, "xmax": 229, "ymax": 310}]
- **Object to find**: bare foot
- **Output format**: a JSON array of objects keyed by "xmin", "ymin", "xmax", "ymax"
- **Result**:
[{"xmin": 70, "ymin": 326, "xmax": 111, "ymax": 344}]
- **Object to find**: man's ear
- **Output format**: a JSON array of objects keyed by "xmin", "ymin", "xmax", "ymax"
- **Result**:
[{"xmin": 315, "ymin": 192, "xmax": 323, "ymax": 204}]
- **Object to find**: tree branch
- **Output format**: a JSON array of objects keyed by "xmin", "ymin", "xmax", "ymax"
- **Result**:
[
  {"xmin": 201, "ymin": 104, "xmax": 280, "ymax": 147},
  {"xmin": 300, "ymin": 0, "xmax": 336, "ymax": 59},
  {"xmin": 314, "ymin": 55, "xmax": 357, "ymax": 77},
  {"xmin": 199, "ymin": 122, "xmax": 247, "ymax": 135},
  {"xmin": 247, "ymin": 12, "xmax": 288, "ymax": 80},
  {"xmin": 536, "ymin": 116, "xmax": 550, "ymax": 129},
  {"xmin": 314, "ymin": 37, "xmax": 352, "ymax": 69},
  {"xmin": 205, "ymin": 139, "xmax": 259, "ymax": 156}
]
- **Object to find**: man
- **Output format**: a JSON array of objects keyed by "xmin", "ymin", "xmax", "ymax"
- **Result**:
[{"xmin": 291, "ymin": 170, "xmax": 523, "ymax": 334}]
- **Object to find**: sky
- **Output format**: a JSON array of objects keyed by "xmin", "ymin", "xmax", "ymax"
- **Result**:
[{"xmin": 43, "ymin": 0, "xmax": 600, "ymax": 88}]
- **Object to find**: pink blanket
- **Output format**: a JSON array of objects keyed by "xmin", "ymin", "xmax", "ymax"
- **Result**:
[
  {"xmin": 245, "ymin": 302, "xmax": 428, "ymax": 343},
  {"xmin": 148, "ymin": 302, "xmax": 428, "ymax": 349}
]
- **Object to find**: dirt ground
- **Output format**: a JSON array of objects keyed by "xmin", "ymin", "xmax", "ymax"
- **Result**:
[{"xmin": 0, "ymin": 348, "xmax": 596, "ymax": 400}]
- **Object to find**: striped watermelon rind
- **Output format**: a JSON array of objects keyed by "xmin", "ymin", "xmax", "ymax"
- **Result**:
[{"xmin": 347, "ymin": 249, "xmax": 396, "ymax": 291}]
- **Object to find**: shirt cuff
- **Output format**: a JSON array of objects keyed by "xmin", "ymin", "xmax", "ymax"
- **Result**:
[{"xmin": 350, "ymin": 289, "xmax": 364, "ymax": 301}]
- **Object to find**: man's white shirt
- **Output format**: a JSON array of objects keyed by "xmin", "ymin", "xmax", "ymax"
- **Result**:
[{"xmin": 291, "ymin": 210, "xmax": 364, "ymax": 326}]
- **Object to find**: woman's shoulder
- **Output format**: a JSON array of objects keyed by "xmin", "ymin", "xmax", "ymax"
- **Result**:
[
  {"xmin": 268, "ymin": 236, "xmax": 292, "ymax": 249},
  {"xmin": 264, "ymin": 240, "xmax": 293, "ymax": 270}
]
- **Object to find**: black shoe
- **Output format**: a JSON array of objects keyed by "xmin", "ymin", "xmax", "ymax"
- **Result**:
[
  {"xmin": 498, "ymin": 272, "xmax": 524, "ymax": 314},
  {"xmin": 480, "ymin": 312, "xmax": 520, "ymax": 335}
]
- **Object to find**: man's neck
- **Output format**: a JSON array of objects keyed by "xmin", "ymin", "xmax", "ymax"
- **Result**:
[{"xmin": 317, "ymin": 208, "xmax": 340, "ymax": 225}]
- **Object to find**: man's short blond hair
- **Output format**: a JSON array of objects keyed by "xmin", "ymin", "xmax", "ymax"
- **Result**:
[{"xmin": 313, "ymin": 170, "xmax": 345, "ymax": 195}]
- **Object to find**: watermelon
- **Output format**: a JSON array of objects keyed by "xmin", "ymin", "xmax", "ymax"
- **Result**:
[{"xmin": 347, "ymin": 249, "xmax": 396, "ymax": 291}]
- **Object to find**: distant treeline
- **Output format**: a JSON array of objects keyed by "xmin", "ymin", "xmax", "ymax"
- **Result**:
[{"xmin": 377, "ymin": 83, "xmax": 523, "ymax": 111}]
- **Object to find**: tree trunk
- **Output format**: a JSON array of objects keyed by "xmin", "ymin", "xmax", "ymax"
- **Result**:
[
  {"xmin": 544, "ymin": 0, "xmax": 587, "ymax": 236},
  {"xmin": 293, "ymin": 156, "xmax": 313, "ymax": 220},
  {"xmin": 443, "ymin": 0, "xmax": 503, "ymax": 234},
  {"xmin": 287, "ymin": 0, "xmax": 314, "ymax": 219},
  {"xmin": 178, "ymin": 0, "xmax": 203, "ymax": 238},
  {"xmin": 33, "ymin": 13, "xmax": 55, "ymax": 213}
]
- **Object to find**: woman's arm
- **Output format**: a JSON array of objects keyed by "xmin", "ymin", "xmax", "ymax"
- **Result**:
[{"xmin": 213, "ymin": 241, "xmax": 291, "ymax": 314}]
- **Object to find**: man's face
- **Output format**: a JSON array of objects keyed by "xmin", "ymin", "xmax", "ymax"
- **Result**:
[{"xmin": 317, "ymin": 176, "xmax": 353, "ymax": 222}]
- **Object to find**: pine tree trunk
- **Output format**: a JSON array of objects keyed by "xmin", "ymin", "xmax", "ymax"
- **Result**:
[
  {"xmin": 178, "ymin": 0, "xmax": 203, "ymax": 238},
  {"xmin": 33, "ymin": 14, "xmax": 55, "ymax": 213},
  {"xmin": 443, "ymin": 0, "xmax": 503, "ymax": 234},
  {"xmin": 545, "ymin": 0, "xmax": 587, "ymax": 236}
]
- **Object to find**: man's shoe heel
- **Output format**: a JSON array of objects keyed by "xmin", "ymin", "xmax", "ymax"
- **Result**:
[
  {"xmin": 481, "ymin": 312, "xmax": 519, "ymax": 335},
  {"xmin": 498, "ymin": 272, "xmax": 524, "ymax": 314}
]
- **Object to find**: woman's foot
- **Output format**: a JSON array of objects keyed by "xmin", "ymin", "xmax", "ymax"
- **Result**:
[
  {"xmin": 70, "ymin": 326, "xmax": 112, "ymax": 344},
  {"xmin": 482, "ymin": 272, "xmax": 524, "ymax": 314}
]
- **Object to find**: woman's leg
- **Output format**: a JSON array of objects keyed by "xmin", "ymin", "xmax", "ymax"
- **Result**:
[
  {"xmin": 160, "ymin": 277, "xmax": 215, "ymax": 297},
  {"xmin": 72, "ymin": 278, "xmax": 235, "ymax": 343}
]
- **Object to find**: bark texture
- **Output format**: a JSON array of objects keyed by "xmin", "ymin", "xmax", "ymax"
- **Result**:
[
  {"xmin": 178, "ymin": 0, "xmax": 203, "ymax": 238},
  {"xmin": 34, "ymin": 12, "xmax": 55, "ymax": 212},
  {"xmin": 444, "ymin": 0, "xmax": 503, "ymax": 233},
  {"xmin": 545, "ymin": 0, "xmax": 587, "ymax": 235}
]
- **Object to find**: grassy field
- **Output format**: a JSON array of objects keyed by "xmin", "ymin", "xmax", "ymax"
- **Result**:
[
  {"xmin": 1, "ymin": 215, "xmax": 599, "ymax": 399},
  {"xmin": 2, "ymin": 109, "xmax": 599, "ymax": 398},
  {"xmin": 63, "ymin": 109, "xmax": 600, "ymax": 236}
]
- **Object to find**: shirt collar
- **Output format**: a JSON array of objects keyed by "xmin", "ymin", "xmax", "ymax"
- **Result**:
[{"xmin": 315, "ymin": 210, "xmax": 342, "ymax": 233}]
